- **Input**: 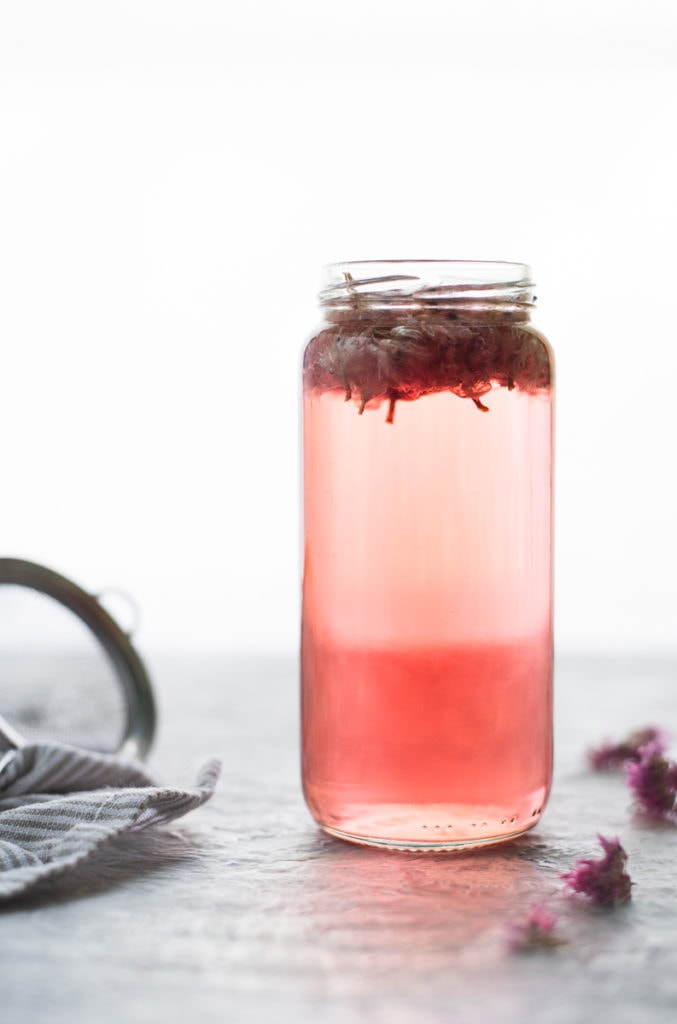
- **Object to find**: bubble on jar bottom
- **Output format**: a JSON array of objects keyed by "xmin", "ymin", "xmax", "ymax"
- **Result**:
[{"xmin": 303, "ymin": 316, "xmax": 551, "ymax": 421}]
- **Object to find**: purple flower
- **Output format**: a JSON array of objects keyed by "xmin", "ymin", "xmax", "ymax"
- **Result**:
[
  {"xmin": 561, "ymin": 835, "xmax": 633, "ymax": 906},
  {"xmin": 626, "ymin": 742, "xmax": 677, "ymax": 819},
  {"xmin": 588, "ymin": 726, "xmax": 668, "ymax": 771},
  {"xmin": 506, "ymin": 903, "xmax": 566, "ymax": 952}
]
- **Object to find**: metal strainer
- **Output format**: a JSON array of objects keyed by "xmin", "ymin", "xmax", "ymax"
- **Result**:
[{"xmin": 0, "ymin": 558, "xmax": 156, "ymax": 760}]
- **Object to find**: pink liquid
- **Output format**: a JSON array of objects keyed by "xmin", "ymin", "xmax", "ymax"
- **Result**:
[{"xmin": 302, "ymin": 385, "xmax": 553, "ymax": 848}]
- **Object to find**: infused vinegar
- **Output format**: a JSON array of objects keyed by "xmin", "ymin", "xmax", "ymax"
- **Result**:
[{"xmin": 301, "ymin": 262, "xmax": 554, "ymax": 849}]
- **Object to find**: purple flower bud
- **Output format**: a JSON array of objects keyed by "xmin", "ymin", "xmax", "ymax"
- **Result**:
[
  {"xmin": 587, "ymin": 727, "xmax": 668, "ymax": 771},
  {"xmin": 561, "ymin": 835, "xmax": 633, "ymax": 906},
  {"xmin": 506, "ymin": 903, "xmax": 566, "ymax": 952},
  {"xmin": 626, "ymin": 742, "xmax": 677, "ymax": 819}
]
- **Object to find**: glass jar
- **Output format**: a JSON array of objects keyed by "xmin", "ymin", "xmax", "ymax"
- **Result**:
[{"xmin": 301, "ymin": 261, "xmax": 554, "ymax": 850}]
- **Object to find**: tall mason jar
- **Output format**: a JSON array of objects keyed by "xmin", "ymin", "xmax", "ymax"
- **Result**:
[{"xmin": 301, "ymin": 261, "xmax": 553, "ymax": 850}]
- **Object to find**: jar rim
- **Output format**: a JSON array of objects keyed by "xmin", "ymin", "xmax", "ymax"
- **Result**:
[
  {"xmin": 319, "ymin": 260, "xmax": 535, "ymax": 312},
  {"xmin": 324, "ymin": 259, "xmax": 532, "ymax": 284}
]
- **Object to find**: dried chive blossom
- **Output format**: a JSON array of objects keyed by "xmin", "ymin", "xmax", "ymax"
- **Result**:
[
  {"xmin": 506, "ymin": 904, "xmax": 567, "ymax": 953},
  {"xmin": 303, "ymin": 311, "xmax": 551, "ymax": 422},
  {"xmin": 588, "ymin": 727, "xmax": 668, "ymax": 771},
  {"xmin": 626, "ymin": 743, "xmax": 677, "ymax": 820},
  {"xmin": 561, "ymin": 835, "xmax": 633, "ymax": 906}
]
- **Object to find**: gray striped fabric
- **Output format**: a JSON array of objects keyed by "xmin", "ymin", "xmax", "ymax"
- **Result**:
[{"xmin": 0, "ymin": 741, "xmax": 220, "ymax": 900}]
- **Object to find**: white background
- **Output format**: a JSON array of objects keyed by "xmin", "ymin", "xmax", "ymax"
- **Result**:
[{"xmin": 0, "ymin": 1, "xmax": 675, "ymax": 655}]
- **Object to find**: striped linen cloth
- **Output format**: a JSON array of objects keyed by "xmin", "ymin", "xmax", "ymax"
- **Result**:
[{"xmin": 0, "ymin": 738, "xmax": 220, "ymax": 900}]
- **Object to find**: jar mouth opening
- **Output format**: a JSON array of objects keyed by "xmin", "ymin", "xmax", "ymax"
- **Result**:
[{"xmin": 320, "ymin": 260, "xmax": 535, "ymax": 312}]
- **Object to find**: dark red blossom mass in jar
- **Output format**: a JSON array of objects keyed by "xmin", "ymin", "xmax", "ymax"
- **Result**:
[{"xmin": 301, "ymin": 261, "xmax": 554, "ymax": 849}]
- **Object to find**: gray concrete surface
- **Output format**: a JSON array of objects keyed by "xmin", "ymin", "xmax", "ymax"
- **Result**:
[{"xmin": 1, "ymin": 654, "xmax": 676, "ymax": 1023}]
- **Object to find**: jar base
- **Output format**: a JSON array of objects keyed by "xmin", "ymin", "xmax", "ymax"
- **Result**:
[
  {"xmin": 320, "ymin": 821, "xmax": 537, "ymax": 852},
  {"xmin": 311, "ymin": 802, "xmax": 544, "ymax": 851}
]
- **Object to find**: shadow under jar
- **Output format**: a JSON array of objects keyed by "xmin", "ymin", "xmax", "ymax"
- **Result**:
[{"xmin": 301, "ymin": 261, "xmax": 554, "ymax": 850}]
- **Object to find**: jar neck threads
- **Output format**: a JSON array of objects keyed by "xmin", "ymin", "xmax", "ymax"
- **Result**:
[{"xmin": 319, "ymin": 260, "xmax": 534, "ymax": 321}]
